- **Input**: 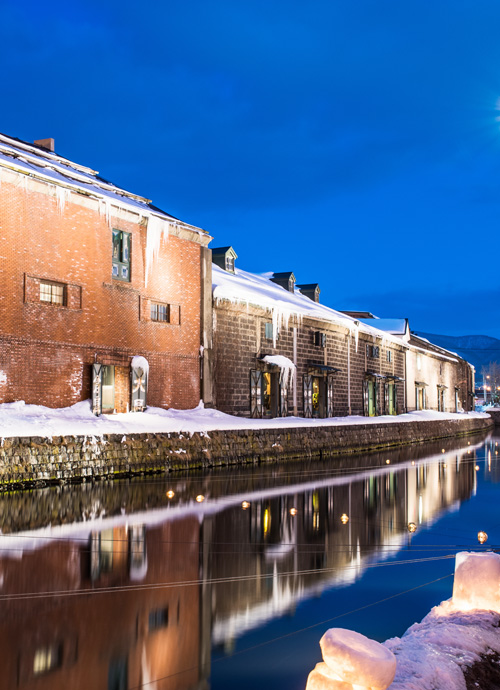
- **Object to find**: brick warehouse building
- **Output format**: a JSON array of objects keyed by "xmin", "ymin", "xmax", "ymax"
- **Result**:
[
  {"xmin": 0, "ymin": 133, "xmax": 213, "ymax": 412},
  {"xmin": 211, "ymin": 248, "xmax": 408, "ymax": 418}
]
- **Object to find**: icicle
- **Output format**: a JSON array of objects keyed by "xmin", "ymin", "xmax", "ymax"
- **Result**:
[
  {"xmin": 55, "ymin": 186, "xmax": 69, "ymax": 213},
  {"xmin": 145, "ymin": 214, "xmax": 169, "ymax": 287},
  {"xmin": 98, "ymin": 198, "xmax": 112, "ymax": 226}
]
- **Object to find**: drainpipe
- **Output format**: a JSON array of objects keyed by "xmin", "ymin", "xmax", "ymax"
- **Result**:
[
  {"xmin": 293, "ymin": 327, "xmax": 297, "ymax": 416},
  {"xmin": 347, "ymin": 332, "xmax": 351, "ymax": 415}
]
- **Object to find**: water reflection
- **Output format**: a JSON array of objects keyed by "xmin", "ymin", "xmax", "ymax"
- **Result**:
[{"xmin": 0, "ymin": 434, "xmax": 489, "ymax": 689}]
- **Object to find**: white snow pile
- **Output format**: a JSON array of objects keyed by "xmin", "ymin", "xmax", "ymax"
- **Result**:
[
  {"xmin": 307, "ymin": 552, "xmax": 500, "ymax": 690},
  {"xmin": 211, "ymin": 265, "xmax": 406, "ymax": 350},
  {"xmin": 386, "ymin": 600, "xmax": 500, "ymax": 690},
  {"xmin": 306, "ymin": 628, "xmax": 396, "ymax": 690},
  {"xmin": 131, "ymin": 355, "xmax": 149, "ymax": 375},
  {"xmin": 0, "ymin": 400, "xmax": 489, "ymax": 439},
  {"xmin": 261, "ymin": 354, "xmax": 296, "ymax": 387}
]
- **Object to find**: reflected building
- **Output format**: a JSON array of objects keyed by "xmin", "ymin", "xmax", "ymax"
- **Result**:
[{"xmin": 0, "ymin": 444, "xmax": 478, "ymax": 689}]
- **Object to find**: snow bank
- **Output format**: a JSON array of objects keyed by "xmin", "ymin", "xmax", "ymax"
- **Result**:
[
  {"xmin": 386, "ymin": 602, "xmax": 500, "ymax": 690},
  {"xmin": 0, "ymin": 400, "xmax": 489, "ymax": 439}
]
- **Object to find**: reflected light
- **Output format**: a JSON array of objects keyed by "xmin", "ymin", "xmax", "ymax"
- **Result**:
[
  {"xmin": 264, "ymin": 508, "xmax": 270, "ymax": 533},
  {"xmin": 441, "ymin": 449, "xmax": 445, "ymax": 453},
  {"xmin": 166, "ymin": 490, "xmax": 174, "ymax": 499},
  {"xmin": 196, "ymin": 494, "xmax": 205, "ymax": 503},
  {"xmin": 241, "ymin": 501, "xmax": 250, "ymax": 510},
  {"xmin": 411, "ymin": 461, "xmax": 415, "ymax": 466},
  {"xmin": 407, "ymin": 522, "xmax": 417, "ymax": 534},
  {"xmin": 340, "ymin": 513, "xmax": 349, "ymax": 524},
  {"xmin": 289, "ymin": 508, "xmax": 297, "ymax": 516},
  {"xmin": 478, "ymin": 531, "xmax": 488, "ymax": 545},
  {"xmin": 475, "ymin": 465, "xmax": 480, "ymax": 471},
  {"xmin": 385, "ymin": 459, "xmax": 391, "ymax": 465}
]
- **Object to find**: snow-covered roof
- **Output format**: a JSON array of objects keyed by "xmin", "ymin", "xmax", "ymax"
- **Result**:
[
  {"xmin": 359, "ymin": 318, "xmax": 408, "ymax": 335},
  {"xmin": 212, "ymin": 265, "xmax": 408, "ymax": 347},
  {"xmin": 0, "ymin": 132, "xmax": 205, "ymax": 234}
]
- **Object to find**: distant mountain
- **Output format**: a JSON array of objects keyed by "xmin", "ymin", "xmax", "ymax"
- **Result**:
[{"xmin": 415, "ymin": 332, "xmax": 500, "ymax": 372}]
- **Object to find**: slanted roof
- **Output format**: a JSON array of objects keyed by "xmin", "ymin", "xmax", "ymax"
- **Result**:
[
  {"xmin": 359, "ymin": 318, "xmax": 408, "ymax": 335},
  {"xmin": 0, "ymin": 131, "xmax": 205, "ymax": 234},
  {"xmin": 410, "ymin": 334, "xmax": 462, "ymax": 363},
  {"xmin": 212, "ymin": 264, "xmax": 409, "ymax": 347},
  {"xmin": 211, "ymin": 246, "xmax": 238, "ymax": 259},
  {"xmin": 340, "ymin": 311, "xmax": 379, "ymax": 319}
]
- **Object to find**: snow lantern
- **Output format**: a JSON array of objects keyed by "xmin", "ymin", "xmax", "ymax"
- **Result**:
[
  {"xmin": 453, "ymin": 551, "xmax": 500, "ymax": 612},
  {"xmin": 305, "ymin": 628, "xmax": 396, "ymax": 690}
]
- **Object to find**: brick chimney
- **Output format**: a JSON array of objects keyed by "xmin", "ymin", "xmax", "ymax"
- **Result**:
[{"xmin": 34, "ymin": 138, "xmax": 55, "ymax": 152}]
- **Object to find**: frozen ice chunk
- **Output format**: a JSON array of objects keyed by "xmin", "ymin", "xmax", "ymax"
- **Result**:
[
  {"xmin": 305, "ymin": 663, "xmax": 354, "ymax": 690},
  {"xmin": 453, "ymin": 551, "xmax": 500, "ymax": 612},
  {"xmin": 320, "ymin": 628, "xmax": 397, "ymax": 690}
]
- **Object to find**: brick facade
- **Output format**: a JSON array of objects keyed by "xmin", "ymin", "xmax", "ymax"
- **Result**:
[
  {"xmin": 213, "ymin": 300, "xmax": 406, "ymax": 418},
  {"xmin": 0, "ymin": 135, "xmax": 211, "ymax": 412}
]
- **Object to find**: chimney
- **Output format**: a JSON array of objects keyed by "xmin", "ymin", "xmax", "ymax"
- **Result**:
[{"xmin": 34, "ymin": 138, "xmax": 55, "ymax": 152}]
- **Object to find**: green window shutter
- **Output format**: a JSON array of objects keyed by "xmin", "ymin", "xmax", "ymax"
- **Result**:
[
  {"xmin": 250, "ymin": 370, "xmax": 263, "ymax": 418},
  {"xmin": 131, "ymin": 365, "xmax": 147, "ymax": 412},
  {"xmin": 92, "ymin": 363, "xmax": 103, "ymax": 416},
  {"xmin": 122, "ymin": 232, "xmax": 130, "ymax": 263},
  {"xmin": 303, "ymin": 375, "xmax": 313, "ymax": 418}
]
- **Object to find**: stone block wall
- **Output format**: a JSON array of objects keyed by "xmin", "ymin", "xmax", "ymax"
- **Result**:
[{"xmin": 0, "ymin": 415, "xmax": 491, "ymax": 488}]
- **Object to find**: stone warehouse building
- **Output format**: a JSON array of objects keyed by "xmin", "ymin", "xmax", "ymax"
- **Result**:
[
  {"xmin": 0, "ymin": 133, "xmax": 212, "ymax": 413},
  {"xmin": 211, "ymin": 248, "xmax": 408, "ymax": 418},
  {"xmin": 353, "ymin": 316, "xmax": 475, "ymax": 413}
]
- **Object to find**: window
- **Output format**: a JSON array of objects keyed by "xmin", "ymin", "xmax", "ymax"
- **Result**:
[
  {"xmin": 40, "ymin": 281, "xmax": 65, "ymax": 305},
  {"xmin": 149, "ymin": 607, "xmax": 168, "ymax": 631},
  {"xmin": 265, "ymin": 323, "xmax": 274, "ymax": 340},
  {"xmin": 387, "ymin": 350, "xmax": 392, "ymax": 363},
  {"xmin": 33, "ymin": 644, "xmax": 62, "ymax": 675},
  {"xmin": 112, "ymin": 230, "xmax": 131, "ymax": 282},
  {"xmin": 151, "ymin": 303, "xmax": 170, "ymax": 322},
  {"xmin": 225, "ymin": 255, "xmax": 235, "ymax": 272}
]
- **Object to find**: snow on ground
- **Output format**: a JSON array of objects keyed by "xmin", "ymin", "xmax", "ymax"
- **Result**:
[
  {"xmin": 386, "ymin": 601, "xmax": 500, "ymax": 690},
  {"xmin": 0, "ymin": 400, "xmax": 489, "ymax": 439}
]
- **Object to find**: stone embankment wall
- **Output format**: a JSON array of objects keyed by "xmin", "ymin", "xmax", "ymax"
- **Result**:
[
  {"xmin": 486, "ymin": 410, "xmax": 500, "ymax": 426},
  {"xmin": 0, "ymin": 415, "xmax": 492, "ymax": 487}
]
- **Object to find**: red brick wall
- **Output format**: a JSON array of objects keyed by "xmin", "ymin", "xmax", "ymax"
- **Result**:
[{"xmin": 0, "ymin": 175, "xmax": 202, "ymax": 409}]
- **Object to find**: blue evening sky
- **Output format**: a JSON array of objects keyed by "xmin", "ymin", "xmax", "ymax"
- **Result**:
[{"xmin": 2, "ymin": 1, "xmax": 500, "ymax": 337}]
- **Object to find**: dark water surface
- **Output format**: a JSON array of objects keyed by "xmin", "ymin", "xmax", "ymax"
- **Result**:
[{"xmin": 0, "ymin": 431, "xmax": 497, "ymax": 690}]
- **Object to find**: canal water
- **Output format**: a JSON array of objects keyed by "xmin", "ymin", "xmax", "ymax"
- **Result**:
[{"xmin": 0, "ymin": 431, "xmax": 497, "ymax": 690}]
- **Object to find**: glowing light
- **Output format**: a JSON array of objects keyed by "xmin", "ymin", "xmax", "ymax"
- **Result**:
[
  {"xmin": 196, "ymin": 494, "xmax": 205, "ymax": 503},
  {"xmin": 478, "ymin": 531, "xmax": 488, "ymax": 545},
  {"xmin": 385, "ymin": 459, "xmax": 391, "ymax": 465},
  {"xmin": 468, "ymin": 442, "xmax": 471, "ymax": 446},
  {"xmin": 241, "ymin": 501, "xmax": 250, "ymax": 510},
  {"xmin": 166, "ymin": 490, "xmax": 174, "ymax": 499},
  {"xmin": 289, "ymin": 507, "xmax": 297, "ymax": 516},
  {"xmin": 411, "ymin": 461, "xmax": 415, "ymax": 466},
  {"xmin": 264, "ymin": 507, "xmax": 270, "ymax": 533},
  {"xmin": 407, "ymin": 522, "xmax": 417, "ymax": 534},
  {"xmin": 475, "ymin": 465, "xmax": 480, "ymax": 471},
  {"xmin": 340, "ymin": 513, "xmax": 349, "ymax": 524},
  {"xmin": 441, "ymin": 449, "xmax": 445, "ymax": 453}
]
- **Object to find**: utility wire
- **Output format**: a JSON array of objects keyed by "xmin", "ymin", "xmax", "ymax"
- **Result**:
[{"xmin": 127, "ymin": 571, "xmax": 455, "ymax": 689}]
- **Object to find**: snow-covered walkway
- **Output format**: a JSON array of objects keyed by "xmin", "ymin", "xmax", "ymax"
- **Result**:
[{"xmin": 0, "ymin": 399, "xmax": 490, "ymax": 439}]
